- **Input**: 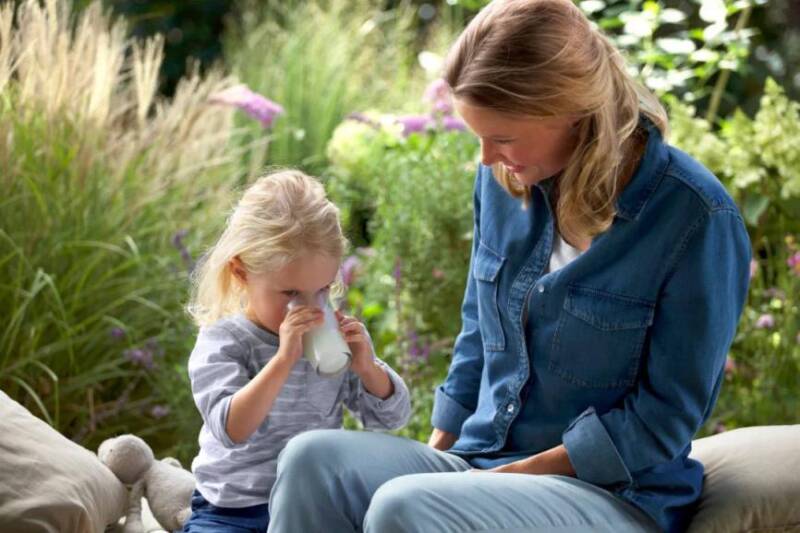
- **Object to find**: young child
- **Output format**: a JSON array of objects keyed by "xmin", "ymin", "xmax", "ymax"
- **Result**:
[{"xmin": 183, "ymin": 170, "xmax": 411, "ymax": 532}]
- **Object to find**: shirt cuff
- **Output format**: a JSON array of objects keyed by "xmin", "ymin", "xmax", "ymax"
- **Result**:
[
  {"xmin": 562, "ymin": 406, "xmax": 633, "ymax": 488},
  {"xmin": 431, "ymin": 385, "xmax": 473, "ymax": 436}
]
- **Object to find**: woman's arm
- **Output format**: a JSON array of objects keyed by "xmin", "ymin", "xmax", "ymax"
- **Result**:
[
  {"xmin": 481, "ymin": 444, "xmax": 576, "ymax": 476},
  {"xmin": 428, "ymin": 428, "xmax": 458, "ymax": 451}
]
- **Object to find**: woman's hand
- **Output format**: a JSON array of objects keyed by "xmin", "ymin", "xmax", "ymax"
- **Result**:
[
  {"xmin": 473, "ymin": 444, "xmax": 576, "ymax": 476},
  {"xmin": 428, "ymin": 428, "xmax": 458, "ymax": 451},
  {"xmin": 278, "ymin": 305, "xmax": 324, "ymax": 362}
]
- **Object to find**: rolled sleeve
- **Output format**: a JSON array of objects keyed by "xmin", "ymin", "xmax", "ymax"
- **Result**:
[
  {"xmin": 431, "ymin": 386, "xmax": 475, "ymax": 436},
  {"xmin": 563, "ymin": 407, "xmax": 632, "ymax": 487},
  {"xmin": 346, "ymin": 359, "xmax": 411, "ymax": 430}
]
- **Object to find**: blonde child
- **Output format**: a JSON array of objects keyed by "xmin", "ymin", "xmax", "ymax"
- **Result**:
[{"xmin": 183, "ymin": 170, "xmax": 411, "ymax": 532}]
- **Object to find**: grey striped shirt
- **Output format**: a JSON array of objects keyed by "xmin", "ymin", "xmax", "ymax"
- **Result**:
[{"xmin": 188, "ymin": 314, "xmax": 411, "ymax": 507}]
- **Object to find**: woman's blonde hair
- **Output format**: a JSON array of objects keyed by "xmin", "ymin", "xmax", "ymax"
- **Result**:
[
  {"xmin": 445, "ymin": 0, "xmax": 668, "ymax": 243},
  {"xmin": 188, "ymin": 169, "xmax": 348, "ymax": 327}
]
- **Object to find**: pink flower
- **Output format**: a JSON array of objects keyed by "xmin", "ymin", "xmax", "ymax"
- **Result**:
[
  {"xmin": 209, "ymin": 84, "xmax": 284, "ymax": 128},
  {"xmin": 396, "ymin": 115, "xmax": 434, "ymax": 136},
  {"xmin": 432, "ymin": 267, "xmax": 445, "ymax": 279},
  {"xmin": 724, "ymin": 356, "xmax": 736, "ymax": 375},
  {"xmin": 713, "ymin": 422, "xmax": 727, "ymax": 434},
  {"xmin": 755, "ymin": 314, "xmax": 775, "ymax": 329},
  {"xmin": 749, "ymin": 259, "xmax": 758, "ymax": 279},
  {"xmin": 341, "ymin": 255, "xmax": 361, "ymax": 288},
  {"xmin": 423, "ymin": 78, "xmax": 453, "ymax": 115},
  {"xmin": 787, "ymin": 252, "xmax": 800, "ymax": 276},
  {"xmin": 441, "ymin": 115, "xmax": 466, "ymax": 132}
]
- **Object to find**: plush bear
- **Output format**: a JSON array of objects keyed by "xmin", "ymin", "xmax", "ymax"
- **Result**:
[{"xmin": 98, "ymin": 434, "xmax": 195, "ymax": 531}]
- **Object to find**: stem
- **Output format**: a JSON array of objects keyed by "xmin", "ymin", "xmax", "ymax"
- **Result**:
[{"xmin": 705, "ymin": 4, "xmax": 753, "ymax": 124}]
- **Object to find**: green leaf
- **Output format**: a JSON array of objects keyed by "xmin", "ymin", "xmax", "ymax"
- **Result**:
[{"xmin": 742, "ymin": 194, "xmax": 769, "ymax": 226}]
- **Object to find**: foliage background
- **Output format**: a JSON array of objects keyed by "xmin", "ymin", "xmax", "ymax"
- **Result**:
[{"xmin": 0, "ymin": 0, "xmax": 797, "ymax": 463}]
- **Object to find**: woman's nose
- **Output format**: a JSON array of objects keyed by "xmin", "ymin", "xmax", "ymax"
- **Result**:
[{"xmin": 480, "ymin": 140, "xmax": 498, "ymax": 166}]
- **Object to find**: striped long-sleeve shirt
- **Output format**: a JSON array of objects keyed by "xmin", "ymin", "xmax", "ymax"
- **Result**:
[{"xmin": 188, "ymin": 313, "xmax": 411, "ymax": 508}]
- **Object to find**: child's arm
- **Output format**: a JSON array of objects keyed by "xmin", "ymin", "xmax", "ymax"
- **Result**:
[
  {"xmin": 337, "ymin": 311, "xmax": 412, "ymax": 430},
  {"xmin": 225, "ymin": 306, "xmax": 323, "ymax": 444}
]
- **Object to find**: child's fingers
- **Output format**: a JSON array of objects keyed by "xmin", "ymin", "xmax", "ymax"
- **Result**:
[
  {"xmin": 340, "ymin": 322, "xmax": 364, "ymax": 335},
  {"xmin": 343, "ymin": 332, "xmax": 368, "ymax": 344}
]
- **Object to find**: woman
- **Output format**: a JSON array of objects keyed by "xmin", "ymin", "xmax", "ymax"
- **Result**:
[{"xmin": 267, "ymin": 1, "xmax": 751, "ymax": 531}]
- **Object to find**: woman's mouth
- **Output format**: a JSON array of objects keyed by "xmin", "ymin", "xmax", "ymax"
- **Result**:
[{"xmin": 504, "ymin": 164, "xmax": 525, "ymax": 174}]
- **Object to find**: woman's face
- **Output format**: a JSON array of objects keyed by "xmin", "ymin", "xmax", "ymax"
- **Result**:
[{"xmin": 454, "ymin": 98, "xmax": 578, "ymax": 186}]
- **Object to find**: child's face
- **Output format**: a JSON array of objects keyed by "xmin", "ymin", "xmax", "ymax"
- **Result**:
[{"xmin": 237, "ymin": 253, "xmax": 340, "ymax": 334}]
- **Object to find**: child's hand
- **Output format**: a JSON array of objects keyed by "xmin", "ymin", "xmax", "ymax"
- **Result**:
[
  {"xmin": 278, "ymin": 306, "xmax": 324, "ymax": 362},
  {"xmin": 335, "ymin": 310, "xmax": 375, "ymax": 374}
]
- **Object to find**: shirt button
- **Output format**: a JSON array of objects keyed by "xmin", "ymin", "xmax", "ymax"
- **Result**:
[
  {"xmin": 537, "ymin": 284, "xmax": 545, "ymax": 293},
  {"xmin": 507, "ymin": 404, "xmax": 515, "ymax": 414}
]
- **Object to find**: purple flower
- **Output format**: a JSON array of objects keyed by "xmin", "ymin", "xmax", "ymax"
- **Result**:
[
  {"xmin": 145, "ymin": 337, "xmax": 165, "ymax": 358},
  {"xmin": 407, "ymin": 330, "xmax": 421, "ymax": 359},
  {"xmin": 109, "ymin": 327, "xmax": 125, "ymax": 340},
  {"xmin": 123, "ymin": 347, "xmax": 154, "ymax": 369},
  {"xmin": 787, "ymin": 252, "xmax": 800, "ymax": 276},
  {"xmin": 396, "ymin": 115, "xmax": 433, "ymax": 137},
  {"xmin": 755, "ymin": 314, "xmax": 775, "ymax": 329},
  {"xmin": 209, "ymin": 84, "xmax": 284, "ymax": 128},
  {"xmin": 341, "ymin": 255, "xmax": 361, "ymax": 288},
  {"xmin": 171, "ymin": 229, "xmax": 194, "ymax": 272},
  {"xmin": 149, "ymin": 405, "xmax": 170, "ymax": 419},
  {"xmin": 393, "ymin": 259, "xmax": 403, "ymax": 285},
  {"xmin": 441, "ymin": 115, "xmax": 467, "ymax": 132},
  {"xmin": 423, "ymin": 78, "xmax": 453, "ymax": 115},
  {"xmin": 713, "ymin": 422, "xmax": 727, "ymax": 434}
]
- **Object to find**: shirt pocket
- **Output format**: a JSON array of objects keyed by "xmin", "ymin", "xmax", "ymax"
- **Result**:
[
  {"xmin": 474, "ymin": 241, "xmax": 507, "ymax": 352},
  {"xmin": 549, "ymin": 285, "xmax": 655, "ymax": 389},
  {"xmin": 305, "ymin": 370, "xmax": 345, "ymax": 416}
]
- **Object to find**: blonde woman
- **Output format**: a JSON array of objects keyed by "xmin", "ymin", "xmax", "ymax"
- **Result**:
[
  {"xmin": 183, "ymin": 170, "xmax": 410, "ymax": 532},
  {"xmin": 268, "ymin": 1, "xmax": 750, "ymax": 532}
]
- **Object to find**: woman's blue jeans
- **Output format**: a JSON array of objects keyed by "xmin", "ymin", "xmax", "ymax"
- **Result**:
[{"xmin": 266, "ymin": 429, "xmax": 659, "ymax": 533}]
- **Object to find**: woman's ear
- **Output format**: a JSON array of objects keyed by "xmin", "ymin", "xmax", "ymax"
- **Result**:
[{"xmin": 230, "ymin": 256, "xmax": 248, "ymax": 284}]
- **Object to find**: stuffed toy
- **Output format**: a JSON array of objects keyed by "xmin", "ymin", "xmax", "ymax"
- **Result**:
[{"xmin": 98, "ymin": 434, "xmax": 195, "ymax": 531}]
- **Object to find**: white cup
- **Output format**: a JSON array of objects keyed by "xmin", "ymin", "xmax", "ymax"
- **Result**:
[{"xmin": 288, "ymin": 293, "xmax": 351, "ymax": 377}]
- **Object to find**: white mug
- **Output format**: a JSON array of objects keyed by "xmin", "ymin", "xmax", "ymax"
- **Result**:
[{"xmin": 288, "ymin": 293, "xmax": 351, "ymax": 377}]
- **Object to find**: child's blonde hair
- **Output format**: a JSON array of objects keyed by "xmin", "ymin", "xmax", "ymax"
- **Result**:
[
  {"xmin": 188, "ymin": 169, "xmax": 348, "ymax": 327},
  {"xmin": 445, "ymin": 0, "xmax": 668, "ymax": 244}
]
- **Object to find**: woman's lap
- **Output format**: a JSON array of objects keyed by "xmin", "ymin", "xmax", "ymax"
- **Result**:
[{"xmin": 267, "ymin": 429, "xmax": 657, "ymax": 533}]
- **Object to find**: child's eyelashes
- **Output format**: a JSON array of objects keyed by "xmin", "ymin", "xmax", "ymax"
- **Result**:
[{"xmin": 281, "ymin": 285, "xmax": 331, "ymax": 298}]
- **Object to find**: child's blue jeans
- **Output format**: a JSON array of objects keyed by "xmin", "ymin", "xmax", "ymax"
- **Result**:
[{"xmin": 182, "ymin": 489, "xmax": 269, "ymax": 533}]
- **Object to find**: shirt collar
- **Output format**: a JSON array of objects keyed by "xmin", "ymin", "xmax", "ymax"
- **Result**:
[{"xmin": 614, "ymin": 116, "xmax": 670, "ymax": 221}]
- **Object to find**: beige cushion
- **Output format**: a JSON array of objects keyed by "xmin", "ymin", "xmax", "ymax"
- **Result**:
[
  {"xmin": 688, "ymin": 425, "xmax": 800, "ymax": 533},
  {"xmin": 0, "ymin": 390, "xmax": 127, "ymax": 533}
]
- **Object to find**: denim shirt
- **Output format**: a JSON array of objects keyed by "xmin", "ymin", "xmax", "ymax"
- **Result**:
[{"xmin": 431, "ymin": 121, "xmax": 751, "ymax": 533}]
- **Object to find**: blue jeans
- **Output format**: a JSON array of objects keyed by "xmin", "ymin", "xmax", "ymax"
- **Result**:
[
  {"xmin": 267, "ymin": 429, "xmax": 660, "ymax": 533},
  {"xmin": 183, "ymin": 490, "xmax": 269, "ymax": 533}
]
